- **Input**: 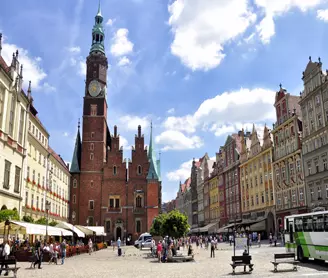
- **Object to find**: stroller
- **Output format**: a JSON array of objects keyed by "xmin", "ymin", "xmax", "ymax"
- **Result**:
[{"xmin": 49, "ymin": 251, "xmax": 58, "ymax": 265}]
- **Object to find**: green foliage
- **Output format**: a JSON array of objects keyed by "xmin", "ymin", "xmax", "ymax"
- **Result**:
[
  {"xmin": 150, "ymin": 210, "xmax": 190, "ymax": 238},
  {"xmin": 49, "ymin": 220, "xmax": 58, "ymax": 227},
  {"xmin": 35, "ymin": 217, "xmax": 47, "ymax": 225},
  {"xmin": 22, "ymin": 215, "xmax": 34, "ymax": 223},
  {"xmin": 150, "ymin": 213, "xmax": 167, "ymax": 236},
  {"xmin": 0, "ymin": 209, "xmax": 20, "ymax": 222}
]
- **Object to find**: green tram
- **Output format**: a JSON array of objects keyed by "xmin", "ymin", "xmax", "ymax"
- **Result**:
[{"xmin": 284, "ymin": 211, "xmax": 328, "ymax": 262}]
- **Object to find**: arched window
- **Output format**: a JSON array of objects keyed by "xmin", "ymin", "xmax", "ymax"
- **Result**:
[
  {"xmin": 137, "ymin": 165, "xmax": 142, "ymax": 175},
  {"xmin": 73, "ymin": 195, "xmax": 76, "ymax": 204},
  {"xmin": 73, "ymin": 179, "xmax": 77, "ymax": 188},
  {"xmin": 136, "ymin": 195, "xmax": 142, "ymax": 207},
  {"xmin": 113, "ymin": 166, "xmax": 117, "ymax": 175}
]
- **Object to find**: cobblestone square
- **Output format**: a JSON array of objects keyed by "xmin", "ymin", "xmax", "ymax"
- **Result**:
[{"xmin": 16, "ymin": 242, "xmax": 328, "ymax": 278}]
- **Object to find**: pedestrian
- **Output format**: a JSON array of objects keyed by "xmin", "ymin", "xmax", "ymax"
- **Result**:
[
  {"xmin": 257, "ymin": 233, "xmax": 261, "ymax": 248},
  {"xmin": 34, "ymin": 239, "xmax": 42, "ymax": 269},
  {"xmin": 210, "ymin": 239, "xmax": 215, "ymax": 258},
  {"xmin": 157, "ymin": 241, "xmax": 162, "ymax": 263},
  {"xmin": 269, "ymin": 233, "xmax": 272, "ymax": 246},
  {"xmin": 88, "ymin": 238, "xmax": 93, "ymax": 255},
  {"xmin": 60, "ymin": 239, "xmax": 67, "ymax": 264},
  {"xmin": 274, "ymin": 234, "xmax": 277, "ymax": 247},
  {"xmin": 117, "ymin": 237, "xmax": 121, "ymax": 248},
  {"xmin": 0, "ymin": 240, "xmax": 10, "ymax": 276},
  {"xmin": 151, "ymin": 238, "xmax": 155, "ymax": 253}
]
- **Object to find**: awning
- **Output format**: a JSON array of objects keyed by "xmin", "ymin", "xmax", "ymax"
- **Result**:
[
  {"xmin": 84, "ymin": 226, "xmax": 106, "ymax": 236},
  {"xmin": 0, "ymin": 221, "xmax": 73, "ymax": 236},
  {"xmin": 249, "ymin": 220, "xmax": 266, "ymax": 231},
  {"xmin": 222, "ymin": 223, "xmax": 236, "ymax": 230},
  {"xmin": 217, "ymin": 227, "xmax": 229, "ymax": 233},
  {"xmin": 56, "ymin": 222, "xmax": 85, "ymax": 238},
  {"xmin": 75, "ymin": 225, "xmax": 98, "ymax": 236},
  {"xmin": 198, "ymin": 222, "xmax": 217, "ymax": 233}
]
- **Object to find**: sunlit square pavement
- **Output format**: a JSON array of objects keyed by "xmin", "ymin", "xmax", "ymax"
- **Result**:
[{"xmin": 15, "ymin": 242, "xmax": 328, "ymax": 278}]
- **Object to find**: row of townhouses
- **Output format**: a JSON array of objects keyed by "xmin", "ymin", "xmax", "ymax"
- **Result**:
[
  {"xmin": 164, "ymin": 57, "xmax": 328, "ymax": 237},
  {"xmin": 0, "ymin": 34, "xmax": 70, "ymax": 222}
]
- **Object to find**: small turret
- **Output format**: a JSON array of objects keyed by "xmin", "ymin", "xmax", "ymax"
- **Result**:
[
  {"xmin": 0, "ymin": 33, "xmax": 2, "ymax": 56},
  {"xmin": 90, "ymin": 0, "xmax": 105, "ymax": 55},
  {"xmin": 27, "ymin": 81, "xmax": 33, "ymax": 104},
  {"xmin": 70, "ymin": 119, "xmax": 82, "ymax": 173}
]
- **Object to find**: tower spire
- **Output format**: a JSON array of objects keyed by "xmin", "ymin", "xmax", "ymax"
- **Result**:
[
  {"xmin": 0, "ymin": 33, "xmax": 2, "ymax": 56},
  {"xmin": 147, "ymin": 121, "xmax": 159, "ymax": 181},
  {"xmin": 70, "ymin": 120, "xmax": 82, "ymax": 173},
  {"xmin": 90, "ymin": 0, "xmax": 105, "ymax": 55}
]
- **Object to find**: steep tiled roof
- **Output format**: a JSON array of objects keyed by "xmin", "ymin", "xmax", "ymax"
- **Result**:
[
  {"xmin": 185, "ymin": 177, "xmax": 191, "ymax": 189},
  {"xmin": 48, "ymin": 146, "xmax": 69, "ymax": 172},
  {"xmin": 0, "ymin": 56, "xmax": 9, "ymax": 73}
]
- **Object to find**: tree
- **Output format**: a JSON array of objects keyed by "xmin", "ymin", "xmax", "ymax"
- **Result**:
[
  {"xmin": 22, "ymin": 215, "xmax": 34, "ymax": 223},
  {"xmin": 35, "ymin": 217, "xmax": 47, "ymax": 225},
  {"xmin": 49, "ymin": 220, "xmax": 58, "ymax": 227},
  {"xmin": 150, "ymin": 213, "xmax": 167, "ymax": 236},
  {"xmin": 150, "ymin": 210, "xmax": 190, "ymax": 238},
  {"xmin": 0, "ymin": 209, "xmax": 20, "ymax": 222}
]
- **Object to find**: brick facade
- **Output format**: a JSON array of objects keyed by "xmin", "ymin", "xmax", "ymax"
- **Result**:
[{"xmin": 69, "ymin": 6, "xmax": 161, "ymax": 241}]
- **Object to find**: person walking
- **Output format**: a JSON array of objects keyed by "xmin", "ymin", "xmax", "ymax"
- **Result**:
[
  {"xmin": 210, "ymin": 239, "xmax": 215, "ymax": 258},
  {"xmin": 88, "ymin": 238, "xmax": 93, "ymax": 255},
  {"xmin": 257, "ymin": 233, "xmax": 261, "ymax": 248},
  {"xmin": 0, "ymin": 240, "xmax": 10, "ymax": 276},
  {"xmin": 34, "ymin": 239, "xmax": 42, "ymax": 269},
  {"xmin": 60, "ymin": 239, "xmax": 67, "ymax": 265}
]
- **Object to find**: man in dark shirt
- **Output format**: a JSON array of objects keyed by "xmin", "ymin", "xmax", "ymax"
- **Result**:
[{"xmin": 34, "ymin": 240, "xmax": 42, "ymax": 269}]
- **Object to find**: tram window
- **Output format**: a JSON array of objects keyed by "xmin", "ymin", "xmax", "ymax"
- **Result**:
[
  {"xmin": 313, "ymin": 215, "xmax": 324, "ymax": 232},
  {"xmin": 324, "ymin": 215, "xmax": 328, "ymax": 231},
  {"xmin": 295, "ymin": 218, "xmax": 303, "ymax": 232},
  {"xmin": 303, "ymin": 216, "xmax": 313, "ymax": 232}
]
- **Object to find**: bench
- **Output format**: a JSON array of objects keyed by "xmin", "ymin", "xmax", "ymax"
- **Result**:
[
  {"xmin": 0, "ymin": 257, "xmax": 20, "ymax": 278},
  {"xmin": 230, "ymin": 255, "xmax": 253, "ymax": 275},
  {"xmin": 271, "ymin": 253, "xmax": 298, "ymax": 272}
]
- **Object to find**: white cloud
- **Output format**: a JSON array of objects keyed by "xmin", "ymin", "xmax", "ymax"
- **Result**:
[
  {"xmin": 118, "ymin": 115, "xmax": 149, "ymax": 131},
  {"xmin": 67, "ymin": 46, "xmax": 81, "ymax": 53},
  {"xmin": 167, "ymin": 108, "xmax": 175, "ymax": 114},
  {"xmin": 155, "ymin": 130, "xmax": 203, "ymax": 151},
  {"xmin": 162, "ymin": 87, "xmax": 276, "ymax": 136},
  {"xmin": 110, "ymin": 28, "xmax": 134, "ymax": 57},
  {"xmin": 119, "ymin": 135, "xmax": 129, "ymax": 150},
  {"xmin": 106, "ymin": 18, "xmax": 115, "ymax": 26},
  {"xmin": 166, "ymin": 159, "xmax": 194, "ymax": 181},
  {"xmin": 2, "ymin": 42, "xmax": 47, "ymax": 89},
  {"xmin": 63, "ymin": 132, "xmax": 69, "ymax": 137},
  {"xmin": 78, "ymin": 61, "xmax": 86, "ymax": 76},
  {"xmin": 317, "ymin": 9, "xmax": 328, "ymax": 22},
  {"xmin": 117, "ymin": 56, "xmax": 131, "ymax": 67},
  {"xmin": 42, "ymin": 82, "xmax": 56, "ymax": 93},
  {"xmin": 183, "ymin": 74, "xmax": 190, "ymax": 81},
  {"xmin": 254, "ymin": 0, "xmax": 324, "ymax": 43},
  {"xmin": 168, "ymin": 0, "xmax": 256, "ymax": 71}
]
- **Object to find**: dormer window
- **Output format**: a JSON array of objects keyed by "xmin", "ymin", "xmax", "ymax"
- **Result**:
[
  {"xmin": 137, "ymin": 165, "xmax": 142, "ymax": 175},
  {"xmin": 113, "ymin": 165, "xmax": 117, "ymax": 175}
]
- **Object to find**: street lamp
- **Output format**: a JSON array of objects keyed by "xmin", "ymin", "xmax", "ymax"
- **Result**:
[{"xmin": 45, "ymin": 201, "xmax": 51, "ymax": 243}]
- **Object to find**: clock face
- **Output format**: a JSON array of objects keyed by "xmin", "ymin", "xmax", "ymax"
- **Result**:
[{"xmin": 88, "ymin": 80, "xmax": 101, "ymax": 97}]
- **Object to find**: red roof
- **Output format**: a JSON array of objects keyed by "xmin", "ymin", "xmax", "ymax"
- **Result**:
[
  {"xmin": 48, "ymin": 146, "xmax": 69, "ymax": 172},
  {"xmin": 0, "ymin": 56, "xmax": 9, "ymax": 73},
  {"xmin": 185, "ymin": 177, "xmax": 191, "ymax": 188}
]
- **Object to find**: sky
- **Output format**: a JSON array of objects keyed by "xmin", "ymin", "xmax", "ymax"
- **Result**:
[{"xmin": 1, "ymin": 0, "xmax": 328, "ymax": 202}]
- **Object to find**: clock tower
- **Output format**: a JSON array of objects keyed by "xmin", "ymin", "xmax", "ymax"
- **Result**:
[{"xmin": 81, "ymin": 3, "xmax": 108, "ymax": 173}]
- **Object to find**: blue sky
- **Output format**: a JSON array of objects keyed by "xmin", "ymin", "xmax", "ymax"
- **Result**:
[{"xmin": 1, "ymin": 0, "xmax": 328, "ymax": 202}]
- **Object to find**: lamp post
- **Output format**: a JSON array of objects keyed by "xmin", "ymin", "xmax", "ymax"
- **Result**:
[{"xmin": 45, "ymin": 201, "xmax": 51, "ymax": 243}]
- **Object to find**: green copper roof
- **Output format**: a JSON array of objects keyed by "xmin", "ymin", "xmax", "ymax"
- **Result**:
[
  {"xmin": 70, "ymin": 123, "xmax": 82, "ymax": 173},
  {"xmin": 90, "ymin": 0, "xmax": 105, "ymax": 55},
  {"xmin": 147, "ymin": 122, "xmax": 159, "ymax": 180}
]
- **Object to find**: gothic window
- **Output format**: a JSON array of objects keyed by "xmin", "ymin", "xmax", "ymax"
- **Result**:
[
  {"xmin": 113, "ymin": 165, "xmax": 117, "ymax": 175},
  {"xmin": 90, "ymin": 153, "xmax": 94, "ymax": 160},
  {"xmin": 89, "ymin": 200, "xmax": 94, "ymax": 210},
  {"xmin": 105, "ymin": 220, "xmax": 111, "ymax": 233},
  {"xmin": 3, "ymin": 160, "xmax": 11, "ymax": 189},
  {"xmin": 136, "ymin": 195, "xmax": 142, "ymax": 207},
  {"xmin": 136, "ymin": 220, "xmax": 141, "ymax": 233},
  {"xmin": 90, "ymin": 143, "xmax": 94, "ymax": 151},
  {"xmin": 90, "ymin": 104, "xmax": 97, "ymax": 116},
  {"xmin": 73, "ymin": 179, "xmax": 77, "ymax": 188},
  {"xmin": 137, "ymin": 165, "xmax": 142, "ymax": 175},
  {"xmin": 73, "ymin": 195, "xmax": 76, "ymax": 204}
]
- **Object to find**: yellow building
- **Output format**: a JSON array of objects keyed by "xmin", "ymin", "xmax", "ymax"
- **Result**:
[
  {"xmin": 22, "ymin": 84, "xmax": 70, "ymax": 222},
  {"xmin": 0, "ymin": 48, "xmax": 29, "ymax": 215},
  {"xmin": 209, "ymin": 170, "xmax": 219, "ymax": 225},
  {"xmin": 239, "ymin": 125, "xmax": 275, "ymax": 236}
]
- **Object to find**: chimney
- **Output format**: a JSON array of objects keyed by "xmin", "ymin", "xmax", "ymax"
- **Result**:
[
  {"xmin": 114, "ymin": 125, "xmax": 117, "ymax": 137},
  {"xmin": 138, "ymin": 125, "xmax": 141, "ymax": 137}
]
